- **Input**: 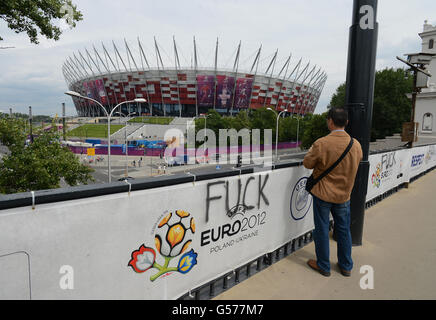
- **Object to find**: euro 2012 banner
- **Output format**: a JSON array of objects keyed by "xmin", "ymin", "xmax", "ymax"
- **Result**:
[
  {"xmin": 409, "ymin": 145, "xmax": 436, "ymax": 178},
  {"xmin": 366, "ymin": 149, "xmax": 410, "ymax": 201},
  {"xmin": 366, "ymin": 145, "xmax": 436, "ymax": 201},
  {"xmin": 124, "ymin": 166, "xmax": 315, "ymax": 299},
  {"xmin": 0, "ymin": 165, "xmax": 315, "ymax": 299}
]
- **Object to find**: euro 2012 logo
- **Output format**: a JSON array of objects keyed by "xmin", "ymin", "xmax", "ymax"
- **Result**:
[
  {"xmin": 128, "ymin": 210, "xmax": 198, "ymax": 281},
  {"xmin": 371, "ymin": 163, "xmax": 381, "ymax": 188}
]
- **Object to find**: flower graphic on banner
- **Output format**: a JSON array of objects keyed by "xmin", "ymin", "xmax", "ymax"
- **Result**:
[
  {"xmin": 372, "ymin": 163, "xmax": 381, "ymax": 188},
  {"xmin": 177, "ymin": 250, "xmax": 198, "ymax": 274},
  {"xmin": 128, "ymin": 210, "xmax": 198, "ymax": 282},
  {"xmin": 128, "ymin": 245, "xmax": 156, "ymax": 273}
]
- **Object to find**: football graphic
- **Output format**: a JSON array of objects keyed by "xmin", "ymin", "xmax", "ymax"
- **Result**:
[{"xmin": 154, "ymin": 210, "xmax": 196, "ymax": 258}]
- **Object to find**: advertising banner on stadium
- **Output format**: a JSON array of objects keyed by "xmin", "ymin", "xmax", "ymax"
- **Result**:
[
  {"xmin": 197, "ymin": 75, "xmax": 215, "ymax": 107},
  {"xmin": 234, "ymin": 77, "xmax": 254, "ymax": 109},
  {"xmin": 215, "ymin": 75, "xmax": 235, "ymax": 109},
  {"xmin": 95, "ymin": 79, "xmax": 108, "ymax": 105},
  {"xmin": 83, "ymin": 80, "xmax": 101, "ymax": 105},
  {"xmin": 83, "ymin": 81, "xmax": 93, "ymax": 103}
]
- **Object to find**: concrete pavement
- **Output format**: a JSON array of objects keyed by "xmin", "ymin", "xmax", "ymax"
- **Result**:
[{"xmin": 214, "ymin": 169, "xmax": 436, "ymax": 300}]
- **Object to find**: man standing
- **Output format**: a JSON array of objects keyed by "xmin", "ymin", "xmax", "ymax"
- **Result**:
[{"xmin": 303, "ymin": 107, "xmax": 363, "ymax": 277}]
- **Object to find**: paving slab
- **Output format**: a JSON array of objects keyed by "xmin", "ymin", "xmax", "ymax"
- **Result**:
[{"xmin": 214, "ymin": 170, "xmax": 436, "ymax": 300}]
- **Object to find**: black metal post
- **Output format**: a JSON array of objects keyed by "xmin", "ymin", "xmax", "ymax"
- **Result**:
[
  {"xmin": 344, "ymin": 0, "xmax": 379, "ymax": 246},
  {"xmin": 408, "ymin": 72, "xmax": 419, "ymax": 148},
  {"xmin": 29, "ymin": 106, "xmax": 34, "ymax": 144},
  {"xmin": 62, "ymin": 103, "xmax": 67, "ymax": 141}
]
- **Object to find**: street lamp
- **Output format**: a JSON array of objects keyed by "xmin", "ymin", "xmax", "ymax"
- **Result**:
[
  {"xmin": 192, "ymin": 114, "xmax": 208, "ymax": 162},
  {"xmin": 65, "ymin": 91, "xmax": 146, "ymax": 183},
  {"xmin": 114, "ymin": 111, "xmax": 136, "ymax": 178},
  {"xmin": 267, "ymin": 107, "xmax": 289, "ymax": 161},
  {"xmin": 293, "ymin": 111, "xmax": 301, "ymax": 150}
]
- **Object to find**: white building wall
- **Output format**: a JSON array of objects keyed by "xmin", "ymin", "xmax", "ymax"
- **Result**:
[{"xmin": 416, "ymin": 21, "xmax": 436, "ymax": 137}]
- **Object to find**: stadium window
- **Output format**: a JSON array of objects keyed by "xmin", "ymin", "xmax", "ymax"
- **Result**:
[{"xmin": 430, "ymin": 39, "xmax": 434, "ymax": 50}]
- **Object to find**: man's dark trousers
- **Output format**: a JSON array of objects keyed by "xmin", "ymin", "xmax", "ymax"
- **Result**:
[{"xmin": 312, "ymin": 195, "xmax": 353, "ymax": 273}]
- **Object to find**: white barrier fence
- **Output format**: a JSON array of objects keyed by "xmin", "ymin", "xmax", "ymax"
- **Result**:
[
  {"xmin": 1, "ymin": 144, "xmax": 436, "ymax": 299},
  {"xmin": 366, "ymin": 145, "xmax": 436, "ymax": 201}
]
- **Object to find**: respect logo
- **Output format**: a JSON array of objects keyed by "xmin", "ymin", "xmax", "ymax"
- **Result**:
[{"xmin": 128, "ymin": 210, "xmax": 198, "ymax": 281}]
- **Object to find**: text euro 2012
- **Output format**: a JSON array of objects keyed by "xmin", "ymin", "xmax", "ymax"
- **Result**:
[{"xmin": 200, "ymin": 212, "xmax": 266, "ymax": 246}]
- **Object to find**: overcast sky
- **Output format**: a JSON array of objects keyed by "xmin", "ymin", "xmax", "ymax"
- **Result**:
[{"xmin": 0, "ymin": 0, "xmax": 434, "ymax": 117}]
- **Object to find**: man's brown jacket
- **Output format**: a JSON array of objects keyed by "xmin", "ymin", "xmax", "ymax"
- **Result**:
[{"xmin": 303, "ymin": 131, "xmax": 363, "ymax": 204}]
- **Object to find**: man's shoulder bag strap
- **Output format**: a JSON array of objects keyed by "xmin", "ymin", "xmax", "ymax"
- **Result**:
[{"xmin": 305, "ymin": 137, "xmax": 354, "ymax": 193}]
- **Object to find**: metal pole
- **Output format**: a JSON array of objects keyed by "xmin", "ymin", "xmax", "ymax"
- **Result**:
[
  {"xmin": 275, "ymin": 112, "xmax": 280, "ymax": 160},
  {"xmin": 296, "ymin": 116, "xmax": 300, "ymax": 148},
  {"xmin": 125, "ymin": 117, "xmax": 128, "ymax": 177},
  {"xmin": 62, "ymin": 103, "xmax": 66, "ymax": 141},
  {"xmin": 173, "ymin": 36, "xmax": 183, "ymax": 118},
  {"xmin": 274, "ymin": 53, "xmax": 292, "ymax": 111},
  {"xmin": 204, "ymin": 116, "xmax": 207, "ymax": 157},
  {"xmin": 344, "ymin": 0, "xmax": 379, "ymax": 246},
  {"xmin": 107, "ymin": 113, "xmax": 113, "ymax": 182},
  {"xmin": 248, "ymin": 45, "xmax": 262, "ymax": 113},
  {"xmin": 29, "ymin": 106, "xmax": 33, "ymax": 143},
  {"xmin": 193, "ymin": 37, "xmax": 199, "ymax": 117},
  {"xmin": 154, "ymin": 37, "xmax": 166, "ymax": 117},
  {"xmin": 409, "ymin": 72, "xmax": 418, "ymax": 148},
  {"xmin": 263, "ymin": 49, "xmax": 278, "ymax": 109},
  {"xmin": 214, "ymin": 38, "xmax": 219, "ymax": 111},
  {"xmin": 230, "ymin": 41, "xmax": 242, "ymax": 116}
]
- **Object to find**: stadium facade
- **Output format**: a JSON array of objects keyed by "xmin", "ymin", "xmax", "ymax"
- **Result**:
[{"xmin": 62, "ymin": 38, "xmax": 327, "ymax": 118}]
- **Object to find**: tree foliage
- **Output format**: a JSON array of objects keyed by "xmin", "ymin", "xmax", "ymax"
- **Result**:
[
  {"xmin": 328, "ymin": 68, "xmax": 413, "ymax": 141},
  {"xmin": 300, "ymin": 113, "xmax": 330, "ymax": 150},
  {"xmin": 0, "ymin": 116, "xmax": 94, "ymax": 194},
  {"xmin": 0, "ymin": 0, "xmax": 82, "ymax": 44},
  {"xmin": 193, "ymin": 108, "xmax": 307, "ymax": 147}
]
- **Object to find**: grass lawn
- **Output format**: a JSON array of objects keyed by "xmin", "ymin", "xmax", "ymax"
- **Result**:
[
  {"xmin": 67, "ymin": 124, "xmax": 124, "ymax": 139},
  {"xmin": 128, "ymin": 117, "xmax": 174, "ymax": 125}
]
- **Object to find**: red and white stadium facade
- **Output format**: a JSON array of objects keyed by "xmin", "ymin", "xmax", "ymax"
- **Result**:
[{"xmin": 62, "ymin": 38, "xmax": 327, "ymax": 118}]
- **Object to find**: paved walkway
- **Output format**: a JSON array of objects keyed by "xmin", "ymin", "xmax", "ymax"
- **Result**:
[{"xmin": 214, "ymin": 169, "xmax": 436, "ymax": 300}]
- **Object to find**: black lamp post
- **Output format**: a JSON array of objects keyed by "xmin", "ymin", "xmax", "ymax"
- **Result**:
[{"xmin": 344, "ymin": 0, "xmax": 379, "ymax": 246}]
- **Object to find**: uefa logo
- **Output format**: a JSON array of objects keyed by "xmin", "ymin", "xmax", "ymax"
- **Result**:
[{"xmin": 290, "ymin": 177, "xmax": 312, "ymax": 221}]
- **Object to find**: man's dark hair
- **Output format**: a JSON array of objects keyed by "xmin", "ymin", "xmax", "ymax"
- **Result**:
[{"xmin": 327, "ymin": 107, "xmax": 348, "ymax": 128}]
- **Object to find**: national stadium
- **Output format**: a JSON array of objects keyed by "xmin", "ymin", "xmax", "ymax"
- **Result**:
[{"xmin": 62, "ymin": 38, "xmax": 327, "ymax": 118}]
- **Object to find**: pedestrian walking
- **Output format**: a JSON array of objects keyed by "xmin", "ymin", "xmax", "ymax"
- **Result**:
[{"xmin": 303, "ymin": 106, "xmax": 363, "ymax": 277}]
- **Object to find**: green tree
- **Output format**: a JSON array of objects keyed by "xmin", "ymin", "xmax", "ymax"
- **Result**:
[
  {"xmin": 328, "ymin": 68, "xmax": 413, "ymax": 141},
  {"xmin": 300, "ymin": 113, "xmax": 330, "ymax": 150},
  {"xmin": 279, "ymin": 114, "xmax": 310, "ymax": 144},
  {"xmin": 0, "ymin": 0, "xmax": 82, "ymax": 44},
  {"xmin": 0, "ymin": 117, "xmax": 94, "ymax": 194},
  {"xmin": 371, "ymin": 68, "xmax": 413, "ymax": 139},
  {"xmin": 191, "ymin": 108, "xmax": 308, "ymax": 148},
  {"xmin": 249, "ymin": 108, "xmax": 277, "ymax": 145},
  {"xmin": 330, "ymin": 83, "xmax": 346, "ymax": 108}
]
